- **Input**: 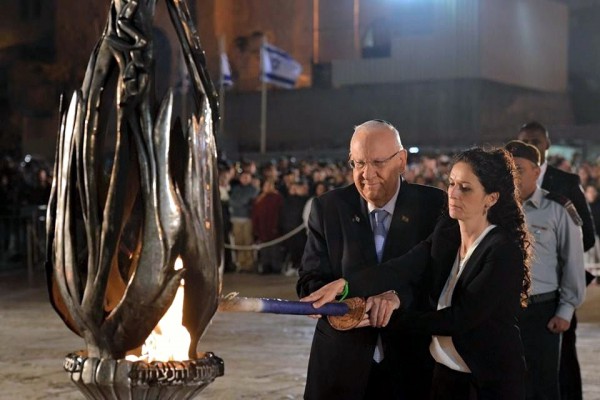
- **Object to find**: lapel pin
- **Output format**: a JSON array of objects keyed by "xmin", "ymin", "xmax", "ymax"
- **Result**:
[
  {"xmin": 401, "ymin": 215, "xmax": 409, "ymax": 223},
  {"xmin": 352, "ymin": 215, "xmax": 360, "ymax": 223}
]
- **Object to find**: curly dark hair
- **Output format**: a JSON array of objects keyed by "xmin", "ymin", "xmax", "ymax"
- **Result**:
[{"xmin": 453, "ymin": 147, "xmax": 532, "ymax": 307}]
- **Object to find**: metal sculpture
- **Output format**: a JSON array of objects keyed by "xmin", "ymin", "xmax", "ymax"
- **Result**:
[
  {"xmin": 45, "ymin": 2, "xmax": 368, "ymax": 397},
  {"xmin": 46, "ymin": 0, "xmax": 222, "ymax": 363}
]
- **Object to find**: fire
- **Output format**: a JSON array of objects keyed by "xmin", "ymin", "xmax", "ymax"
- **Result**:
[{"xmin": 126, "ymin": 257, "xmax": 191, "ymax": 362}]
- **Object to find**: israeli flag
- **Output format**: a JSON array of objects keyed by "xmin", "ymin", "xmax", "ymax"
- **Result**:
[
  {"xmin": 260, "ymin": 43, "xmax": 302, "ymax": 89},
  {"xmin": 220, "ymin": 52, "xmax": 233, "ymax": 87}
]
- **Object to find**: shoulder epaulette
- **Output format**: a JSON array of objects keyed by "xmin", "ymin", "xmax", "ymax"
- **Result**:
[{"xmin": 545, "ymin": 191, "xmax": 583, "ymax": 226}]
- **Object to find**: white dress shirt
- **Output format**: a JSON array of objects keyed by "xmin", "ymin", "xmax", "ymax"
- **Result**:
[{"xmin": 429, "ymin": 224, "xmax": 497, "ymax": 372}]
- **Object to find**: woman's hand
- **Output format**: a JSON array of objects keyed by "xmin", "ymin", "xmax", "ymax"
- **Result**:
[
  {"xmin": 300, "ymin": 278, "xmax": 347, "ymax": 318},
  {"xmin": 356, "ymin": 291, "xmax": 400, "ymax": 328}
]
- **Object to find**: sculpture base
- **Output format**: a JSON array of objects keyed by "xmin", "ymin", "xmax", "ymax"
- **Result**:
[{"xmin": 64, "ymin": 352, "xmax": 224, "ymax": 400}]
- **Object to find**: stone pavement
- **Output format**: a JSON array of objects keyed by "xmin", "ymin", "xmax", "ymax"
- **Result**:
[{"xmin": 0, "ymin": 270, "xmax": 599, "ymax": 399}]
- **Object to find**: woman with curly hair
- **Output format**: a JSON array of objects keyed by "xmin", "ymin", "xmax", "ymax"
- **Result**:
[{"xmin": 303, "ymin": 147, "xmax": 532, "ymax": 399}]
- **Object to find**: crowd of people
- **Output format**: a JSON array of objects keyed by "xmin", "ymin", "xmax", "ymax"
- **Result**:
[
  {"xmin": 216, "ymin": 146, "xmax": 600, "ymax": 280},
  {"xmin": 0, "ymin": 147, "xmax": 471, "ymax": 271},
  {"xmin": 0, "ymin": 154, "xmax": 52, "ymax": 264},
  {"xmin": 5, "ymin": 138, "xmax": 598, "ymax": 275},
  {"xmin": 216, "ymin": 150, "xmax": 457, "ymax": 276},
  {"xmin": 575, "ymin": 158, "xmax": 600, "ymax": 263},
  {"xmin": 0, "ymin": 154, "xmax": 53, "ymax": 210}
]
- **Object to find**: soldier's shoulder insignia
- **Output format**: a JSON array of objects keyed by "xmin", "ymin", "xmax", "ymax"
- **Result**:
[{"xmin": 545, "ymin": 192, "xmax": 583, "ymax": 226}]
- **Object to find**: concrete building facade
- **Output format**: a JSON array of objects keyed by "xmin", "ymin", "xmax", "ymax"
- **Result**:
[{"xmin": 1, "ymin": 0, "xmax": 598, "ymax": 160}]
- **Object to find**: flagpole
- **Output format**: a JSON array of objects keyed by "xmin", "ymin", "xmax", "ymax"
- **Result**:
[
  {"xmin": 218, "ymin": 36, "xmax": 226, "ymax": 136},
  {"xmin": 260, "ymin": 37, "xmax": 267, "ymax": 155}
]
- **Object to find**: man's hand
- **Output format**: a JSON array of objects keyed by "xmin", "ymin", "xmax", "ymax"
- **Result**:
[
  {"xmin": 356, "ymin": 291, "xmax": 400, "ymax": 328},
  {"xmin": 300, "ymin": 278, "xmax": 347, "ymax": 317},
  {"xmin": 547, "ymin": 316, "xmax": 570, "ymax": 333}
]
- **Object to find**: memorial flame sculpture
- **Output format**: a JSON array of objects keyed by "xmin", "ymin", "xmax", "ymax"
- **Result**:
[{"xmin": 45, "ymin": 0, "xmax": 224, "ymax": 397}]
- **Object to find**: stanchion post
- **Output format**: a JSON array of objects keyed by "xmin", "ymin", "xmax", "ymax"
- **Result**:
[{"xmin": 26, "ymin": 220, "xmax": 34, "ymax": 286}]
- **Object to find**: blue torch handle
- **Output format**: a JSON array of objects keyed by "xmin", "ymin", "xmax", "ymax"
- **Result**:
[{"xmin": 259, "ymin": 298, "xmax": 349, "ymax": 316}]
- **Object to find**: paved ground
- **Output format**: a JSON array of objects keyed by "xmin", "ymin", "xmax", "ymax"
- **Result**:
[{"xmin": 1, "ymin": 269, "xmax": 599, "ymax": 399}]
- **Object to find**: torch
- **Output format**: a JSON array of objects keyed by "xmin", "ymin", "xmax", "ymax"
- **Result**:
[{"xmin": 218, "ymin": 294, "xmax": 367, "ymax": 331}]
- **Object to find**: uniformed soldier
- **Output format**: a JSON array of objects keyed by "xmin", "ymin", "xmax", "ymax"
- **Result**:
[{"xmin": 506, "ymin": 140, "xmax": 586, "ymax": 400}]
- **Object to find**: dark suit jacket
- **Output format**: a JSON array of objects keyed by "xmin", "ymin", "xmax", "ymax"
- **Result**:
[
  {"xmin": 347, "ymin": 216, "xmax": 526, "ymax": 396},
  {"xmin": 297, "ymin": 180, "xmax": 446, "ymax": 400},
  {"xmin": 543, "ymin": 165, "xmax": 595, "ymax": 251}
]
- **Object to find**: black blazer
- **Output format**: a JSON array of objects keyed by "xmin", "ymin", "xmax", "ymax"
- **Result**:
[
  {"xmin": 297, "ymin": 181, "xmax": 446, "ymax": 400},
  {"xmin": 347, "ymin": 216, "xmax": 526, "ymax": 394},
  {"xmin": 543, "ymin": 165, "xmax": 596, "ymax": 251}
]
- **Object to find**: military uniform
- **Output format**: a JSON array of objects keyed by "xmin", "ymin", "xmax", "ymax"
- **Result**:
[{"xmin": 520, "ymin": 186, "xmax": 586, "ymax": 400}]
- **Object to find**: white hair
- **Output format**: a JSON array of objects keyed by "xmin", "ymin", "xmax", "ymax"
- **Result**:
[{"xmin": 352, "ymin": 119, "xmax": 403, "ymax": 149}]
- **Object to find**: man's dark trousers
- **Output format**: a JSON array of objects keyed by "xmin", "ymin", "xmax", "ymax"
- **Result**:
[{"xmin": 520, "ymin": 299, "xmax": 561, "ymax": 400}]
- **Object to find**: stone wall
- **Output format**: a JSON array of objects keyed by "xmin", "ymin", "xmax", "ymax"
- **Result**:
[{"xmin": 221, "ymin": 79, "xmax": 573, "ymax": 155}]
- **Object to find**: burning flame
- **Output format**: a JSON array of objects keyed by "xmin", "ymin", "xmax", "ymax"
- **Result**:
[{"xmin": 126, "ymin": 257, "xmax": 191, "ymax": 362}]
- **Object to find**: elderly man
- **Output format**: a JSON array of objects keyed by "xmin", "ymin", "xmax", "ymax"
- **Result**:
[
  {"xmin": 297, "ymin": 120, "xmax": 446, "ymax": 399},
  {"xmin": 506, "ymin": 140, "xmax": 586, "ymax": 400},
  {"xmin": 517, "ymin": 122, "xmax": 595, "ymax": 400}
]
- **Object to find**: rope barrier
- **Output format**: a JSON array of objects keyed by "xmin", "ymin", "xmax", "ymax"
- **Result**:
[{"xmin": 224, "ymin": 223, "xmax": 306, "ymax": 251}]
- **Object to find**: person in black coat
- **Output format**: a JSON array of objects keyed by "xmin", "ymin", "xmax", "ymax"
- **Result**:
[
  {"xmin": 517, "ymin": 121, "xmax": 595, "ymax": 400},
  {"xmin": 304, "ymin": 147, "xmax": 532, "ymax": 399},
  {"xmin": 280, "ymin": 180, "xmax": 310, "ymax": 274},
  {"xmin": 297, "ymin": 120, "xmax": 446, "ymax": 400},
  {"xmin": 517, "ymin": 122, "xmax": 595, "ymax": 252}
]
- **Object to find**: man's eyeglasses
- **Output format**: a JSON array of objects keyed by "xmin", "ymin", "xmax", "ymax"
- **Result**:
[{"xmin": 348, "ymin": 151, "xmax": 400, "ymax": 170}]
